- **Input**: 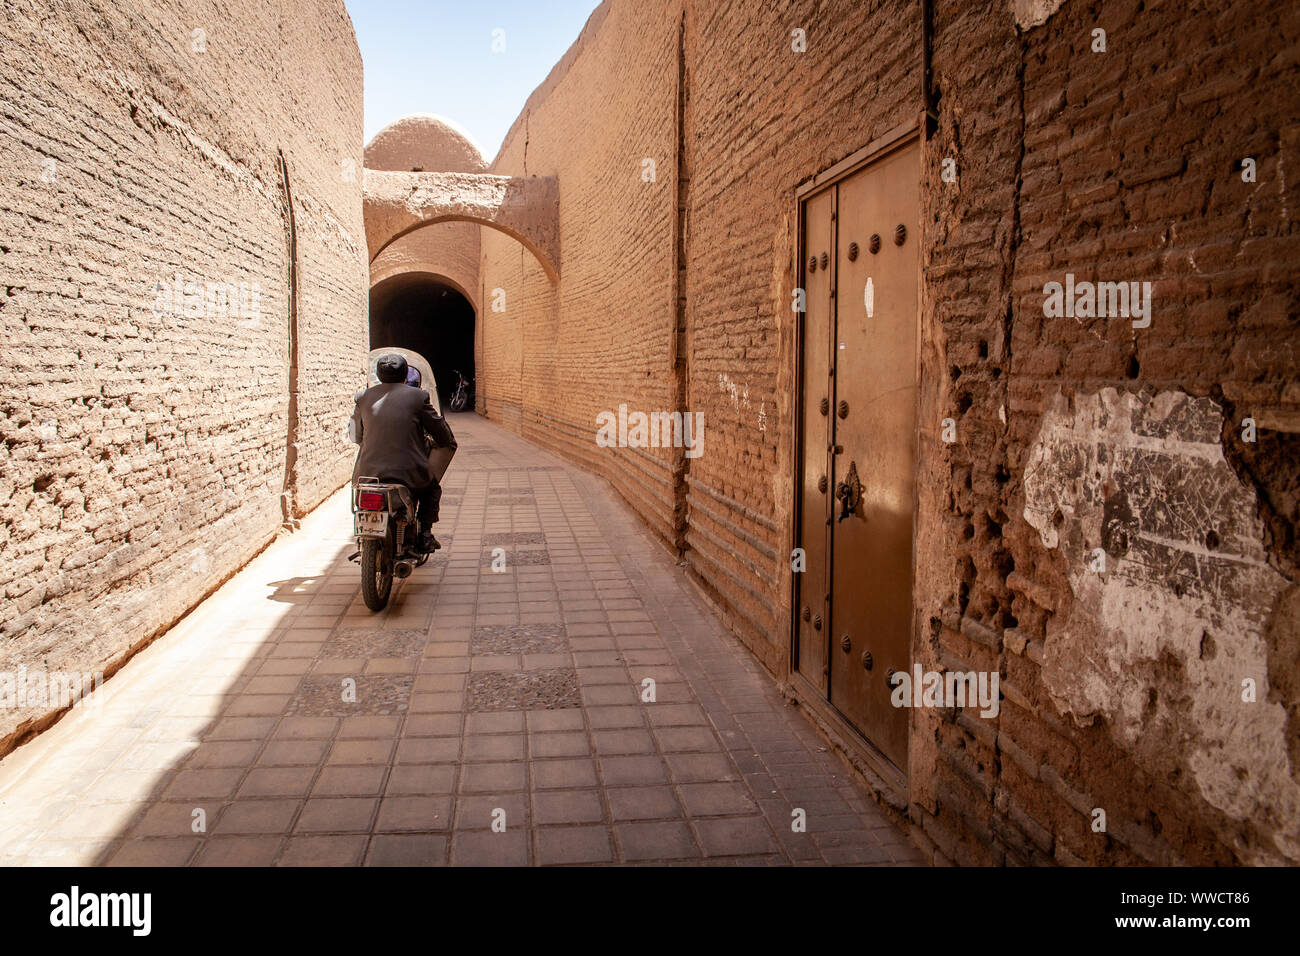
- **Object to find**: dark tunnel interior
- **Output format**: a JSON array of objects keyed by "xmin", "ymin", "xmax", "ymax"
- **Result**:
[{"xmin": 368, "ymin": 272, "xmax": 475, "ymax": 410}]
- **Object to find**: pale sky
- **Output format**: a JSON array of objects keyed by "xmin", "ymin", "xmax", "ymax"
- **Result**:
[{"xmin": 343, "ymin": 0, "xmax": 603, "ymax": 162}]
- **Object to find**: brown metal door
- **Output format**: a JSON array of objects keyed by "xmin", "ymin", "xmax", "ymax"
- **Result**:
[
  {"xmin": 794, "ymin": 187, "xmax": 835, "ymax": 692},
  {"xmin": 827, "ymin": 140, "xmax": 918, "ymax": 771}
]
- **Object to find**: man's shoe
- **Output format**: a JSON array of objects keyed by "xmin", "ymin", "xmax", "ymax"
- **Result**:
[{"xmin": 416, "ymin": 532, "xmax": 440, "ymax": 553}]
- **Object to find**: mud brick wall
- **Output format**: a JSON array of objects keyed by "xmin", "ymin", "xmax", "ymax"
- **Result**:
[
  {"xmin": 478, "ymin": 0, "xmax": 682, "ymax": 543},
  {"xmin": 920, "ymin": 0, "xmax": 1300, "ymax": 865},
  {"xmin": 478, "ymin": 227, "xmax": 540, "ymax": 432},
  {"xmin": 682, "ymin": 0, "xmax": 922, "ymax": 673},
  {"xmin": 0, "ymin": 0, "xmax": 366, "ymax": 753},
  {"xmin": 479, "ymin": 0, "xmax": 924, "ymax": 682},
  {"xmin": 914, "ymin": 0, "xmax": 1031, "ymax": 867},
  {"xmin": 474, "ymin": 0, "xmax": 1299, "ymax": 864}
]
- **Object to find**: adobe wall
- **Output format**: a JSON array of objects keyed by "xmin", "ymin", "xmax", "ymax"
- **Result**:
[
  {"xmin": 480, "ymin": 0, "xmax": 682, "ymax": 541},
  {"xmin": 477, "ymin": 0, "xmax": 1300, "ymax": 864},
  {"xmin": 0, "ymin": 0, "xmax": 367, "ymax": 753},
  {"xmin": 926, "ymin": 0, "xmax": 1300, "ymax": 867}
]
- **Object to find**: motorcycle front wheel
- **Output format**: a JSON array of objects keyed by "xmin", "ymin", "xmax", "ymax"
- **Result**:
[{"xmin": 360, "ymin": 533, "xmax": 394, "ymax": 611}]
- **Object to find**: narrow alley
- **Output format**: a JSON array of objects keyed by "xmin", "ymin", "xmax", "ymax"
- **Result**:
[
  {"xmin": 4, "ymin": 0, "xmax": 1298, "ymax": 887},
  {"xmin": 0, "ymin": 414, "xmax": 919, "ymax": 866}
]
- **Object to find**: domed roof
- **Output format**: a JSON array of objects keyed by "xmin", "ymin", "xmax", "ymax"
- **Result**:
[{"xmin": 364, "ymin": 113, "xmax": 488, "ymax": 173}]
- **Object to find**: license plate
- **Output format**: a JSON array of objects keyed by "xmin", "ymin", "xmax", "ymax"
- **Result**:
[{"xmin": 354, "ymin": 511, "xmax": 388, "ymax": 537}]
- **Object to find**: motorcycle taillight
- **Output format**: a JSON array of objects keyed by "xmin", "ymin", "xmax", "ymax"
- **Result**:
[{"xmin": 358, "ymin": 491, "xmax": 385, "ymax": 511}]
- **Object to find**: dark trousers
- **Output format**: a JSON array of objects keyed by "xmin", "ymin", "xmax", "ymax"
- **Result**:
[{"xmin": 415, "ymin": 481, "xmax": 441, "ymax": 532}]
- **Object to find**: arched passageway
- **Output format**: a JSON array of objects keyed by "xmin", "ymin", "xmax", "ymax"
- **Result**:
[{"xmin": 368, "ymin": 272, "xmax": 475, "ymax": 411}]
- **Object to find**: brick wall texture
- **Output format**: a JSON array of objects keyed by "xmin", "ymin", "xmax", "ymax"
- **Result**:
[
  {"xmin": 0, "ymin": 0, "xmax": 367, "ymax": 751},
  {"xmin": 477, "ymin": 0, "xmax": 1300, "ymax": 864}
]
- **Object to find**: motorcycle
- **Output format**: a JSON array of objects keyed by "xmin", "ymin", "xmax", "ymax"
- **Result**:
[
  {"xmin": 448, "ymin": 370, "xmax": 470, "ymax": 412},
  {"xmin": 350, "ymin": 476, "xmax": 430, "ymax": 611}
]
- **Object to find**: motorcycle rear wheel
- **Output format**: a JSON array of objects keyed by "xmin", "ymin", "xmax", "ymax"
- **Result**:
[{"xmin": 360, "ymin": 534, "xmax": 393, "ymax": 611}]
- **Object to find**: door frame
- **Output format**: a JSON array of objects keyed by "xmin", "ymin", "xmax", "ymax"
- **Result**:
[{"xmin": 788, "ymin": 117, "xmax": 921, "ymax": 804}]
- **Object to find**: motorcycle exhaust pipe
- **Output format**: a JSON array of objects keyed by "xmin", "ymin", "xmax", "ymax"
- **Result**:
[{"xmin": 394, "ymin": 559, "xmax": 414, "ymax": 579}]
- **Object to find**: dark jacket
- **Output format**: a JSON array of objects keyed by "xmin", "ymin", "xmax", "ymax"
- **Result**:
[{"xmin": 351, "ymin": 382, "xmax": 455, "ymax": 488}]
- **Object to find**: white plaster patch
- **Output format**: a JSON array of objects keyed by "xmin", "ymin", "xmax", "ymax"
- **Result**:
[
  {"xmin": 1023, "ymin": 388, "xmax": 1298, "ymax": 862},
  {"xmin": 1009, "ymin": 0, "xmax": 1066, "ymax": 30},
  {"xmin": 717, "ymin": 372, "xmax": 750, "ymax": 411}
]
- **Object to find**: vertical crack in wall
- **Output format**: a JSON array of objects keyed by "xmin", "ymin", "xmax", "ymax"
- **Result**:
[
  {"xmin": 921, "ymin": 0, "xmax": 937, "ymax": 137},
  {"xmin": 1003, "ymin": 24, "xmax": 1026, "ymax": 408},
  {"xmin": 1217, "ymin": 389, "xmax": 1300, "ymax": 581},
  {"xmin": 670, "ymin": 10, "xmax": 692, "ymax": 554},
  {"xmin": 278, "ymin": 149, "xmax": 301, "ymax": 528}
]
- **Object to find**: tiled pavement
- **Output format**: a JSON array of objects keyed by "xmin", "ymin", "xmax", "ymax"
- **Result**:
[{"xmin": 0, "ymin": 414, "xmax": 923, "ymax": 866}]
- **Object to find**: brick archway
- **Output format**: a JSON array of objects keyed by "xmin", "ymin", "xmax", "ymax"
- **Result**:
[{"xmin": 364, "ymin": 169, "xmax": 560, "ymax": 282}]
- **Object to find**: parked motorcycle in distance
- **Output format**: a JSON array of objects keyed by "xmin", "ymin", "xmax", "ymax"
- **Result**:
[
  {"xmin": 351, "ymin": 476, "xmax": 429, "ymax": 611},
  {"xmin": 448, "ymin": 369, "xmax": 470, "ymax": 412}
]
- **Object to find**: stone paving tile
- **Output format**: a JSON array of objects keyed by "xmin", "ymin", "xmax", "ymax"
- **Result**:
[
  {"xmin": 607, "ymin": 787, "xmax": 682, "ymax": 822},
  {"xmin": 466, "ymin": 669, "xmax": 581, "ymax": 711},
  {"xmin": 323, "ymin": 628, "xmax": 427, "ymax": 658},
  {"xmin": 481, "ymin": 549, "xmax": 551, "ymax": 567},
  {"xmin": 0, "ymin": 413, "xmax": 923, "ymax": 867},
  {"xmin": 366, "ymin": 833, "xmax": 448, "ymax": 866},
  {"xmin": 471, "ymin": 624, "xmax": 567, "ymax": 655},
  {"xmin": 451, "ymin": 829, "xmax": 529, "ymax": 866},
  {"xmin": 483, "ymin": 532, "xmax": 546, "ymax": 546},
  {"xmin": 278, "ymin": 835, "xmax": 368, "ymax": 867},
  {"xmin": 195, "ymin": 836, "xmax": 283, "ymax": 867},
  {"xmin": 533, "ymin": 789, "xmax": 604, "ymax": 826},
  {"xmin": 617, "ymin": 821, "xmax": 701, "ymax": 862},
  {"xmin": 287, "ymin": 675, "xmax": 413, "ymax": 717},
  {"xmin": 536, "ymin": 826, "xmax": 614, "ymax": 865}
]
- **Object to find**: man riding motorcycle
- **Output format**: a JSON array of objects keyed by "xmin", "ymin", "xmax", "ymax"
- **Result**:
[{"xmin": 350, "ymin": 353, "xmax": 455, "ymax": 553}]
